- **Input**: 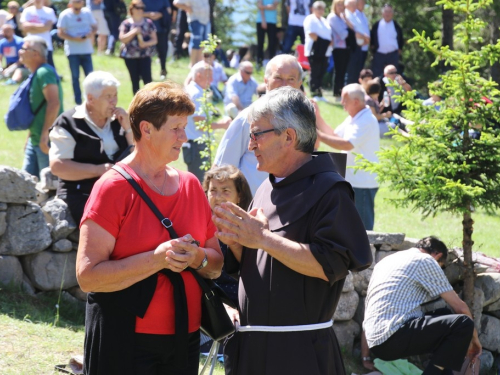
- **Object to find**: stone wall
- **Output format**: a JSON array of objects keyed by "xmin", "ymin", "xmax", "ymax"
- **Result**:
[{"xmin": 2, "ymin": 166, "xmax": 500, "ymax": 373}]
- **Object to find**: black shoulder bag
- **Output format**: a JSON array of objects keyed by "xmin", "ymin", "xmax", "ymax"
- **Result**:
[{"xmin": 112, "ymin": 165, "xmax": 236, "ymax": 342}]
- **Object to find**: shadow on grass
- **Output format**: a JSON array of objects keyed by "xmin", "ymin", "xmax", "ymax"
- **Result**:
[{"xmin": 0, "ymin": 285, "xmax": 85, "ymax": 330}]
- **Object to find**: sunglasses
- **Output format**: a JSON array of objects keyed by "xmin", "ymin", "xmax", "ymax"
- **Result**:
[
  {"xmin": 243, "ymin": 70, "xmax": 253, "ymax": 75},
  {"xmin": 133, "ymin": 5, "xmax": 145, "ymax": 10},
  {"xmin": 20, "ymin": 47, "xmax": 37, "ymax": 53},
  {"xmin": 249, "ymin": 129, "xmax": 275, "ymax": 141}
]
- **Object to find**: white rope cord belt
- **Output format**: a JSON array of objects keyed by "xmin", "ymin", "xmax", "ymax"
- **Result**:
[{"xmin": 236, "ymin": 320, "xmax": 333, "ymax": 333}]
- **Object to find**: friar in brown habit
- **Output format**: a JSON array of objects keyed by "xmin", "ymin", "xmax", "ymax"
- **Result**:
[{"xmin": 213, "ymin": 86, "xmax": 373, "ymax": 375}]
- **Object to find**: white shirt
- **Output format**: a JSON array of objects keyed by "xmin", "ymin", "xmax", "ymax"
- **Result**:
[
  {"xmin": 185, "ymin": 81, "xmax": 206, "ymax": 141},
  {"xmin": 364, "ymin": 248, "xmax": 453, "ymax": 347},
  {"xmin": 287, "ymin": 0, "xmax": 310, "ymax": 27},
  {"xmin": 334, "ymin": 107, "xmax": 379, "ymax": 188},
  {"xmin": 214, "ymin": 108, "xmax": 268, "ymax": 195},
  {"xmin": 377, "ymin": 19, "xmax": 399, "ymax": 53},
  {"xmin": 49, "ymin": 104, "xmax": 120, "ymax": 161},
  {"xmin": 20, "ymin": 6, "xmax": 58, "ymax": 52},
  {"xmin": 357, "ymin": 10, "xmax": 370, "ymax": 52},
  {"xmin": 303, "ymin": 14, "xmax": 332, "ymax": 57}
]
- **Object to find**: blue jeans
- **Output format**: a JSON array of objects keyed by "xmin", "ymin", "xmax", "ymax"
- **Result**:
[
  {"xmin": 188, "ymin": 20, "xmax": 209, "ymax": 50},
  {"xmin": 282, "ymin": 25, "xmax": 305, "ymax": 54},
  {"xmin": 352, "ymin": 187, "xmax": 378, "ymax": 231},
  {"xmin": 22, "ymin": 138, "xmax": 49, "ymax": 179},
  {"xmin": 68, "ymin": 54, "xmax": 93, "ymax": 105}
]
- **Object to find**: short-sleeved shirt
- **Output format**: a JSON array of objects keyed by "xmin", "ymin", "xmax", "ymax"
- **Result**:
[
  {"xmin": 86, "ymin": 0, "xmax": 104, "ymax": 11},
  {"xmin": 29, "ymin": 64, "xmax": 64, "ymax": 146},
  {"xmin": 364, "ymin": 248, "xmax": 453, "ymax": 347},
  {"xmin": 286, "ymin": 0, "xmax": 311, "ymax": 27},
  {"xmin": 334, "ymin": 107, "xmax": 379, "ymax": 188},
  {"xmin": 175, "ymin": 0, "xmax": 210, "ymax": 25},
  {"xmin": 256, "ymin": 0, "xmax": 277, "ymax": 24},
  {"xmin": 185, "ymin": 81, "xmax": 206, "ymax": 140},
  {"xmin": 57, "ymin": 8, "xmax": 96, "ymax": 56},
  {"xmin": 223, "ymin": 72, "xmax": 258, "ymax": 108},
  {"xmin": 303, "ymin": 14, "xmax": 332, "ymax": 57},
  {"xmin": 119, "ymin": 18, "xmax": 157, "ymax": 58},
  {"xmin": 20, "ymin": 6, "xmax": 57, "ymax": 51},
  {"xmin": 81, "ymin": 163, "xmax": 217, "ymax": 334},
  {"xmin": 49, "ymin": 104, "xmax": 120, "ymax": 161},
  {"xmin": 0, "ymin": 35, "xmax": 24, "ymax": 65},
  {"xmin": 214, "ymin": 108, "xmax": 267, "ymax": 195}
]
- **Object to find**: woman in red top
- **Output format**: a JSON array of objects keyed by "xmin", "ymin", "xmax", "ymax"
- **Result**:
[{"xmin": 76, "ymin": 81, "xmax": 223, "ymax": 375}]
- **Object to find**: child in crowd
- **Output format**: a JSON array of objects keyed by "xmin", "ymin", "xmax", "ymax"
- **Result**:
[{"xmin": 202, "ymin": 164, "xmax": 253, "ymax": 304}]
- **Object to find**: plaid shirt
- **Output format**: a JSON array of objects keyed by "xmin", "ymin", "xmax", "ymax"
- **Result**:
[{"xmin": 363, "ymin": 248, "xmax": 453, "ymax": 347}]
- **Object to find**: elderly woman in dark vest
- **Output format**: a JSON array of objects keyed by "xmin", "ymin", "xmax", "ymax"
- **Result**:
[{"xmin": 49, "ymin": 71, "xmax": 134, "ymax": 224}]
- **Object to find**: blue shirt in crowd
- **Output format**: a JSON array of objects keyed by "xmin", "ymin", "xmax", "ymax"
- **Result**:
[
  {"xmin": 224, "ymin": 72, "xmax": 258, "ymax": 108},
  {"xmin": 0, "ymin": 35, "xmax": 24, "ymax": 66},
  {"xmin": 256, "ymin": 0, "xmax": 277, "ymax": 24},
  {"xmin": 142, "ymin": 0, "xmax": 171, "ymax": 33}
]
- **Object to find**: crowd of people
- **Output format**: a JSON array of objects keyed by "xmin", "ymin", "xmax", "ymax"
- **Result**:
[{"xmin": 2, "ymin": 0, "xmax": 484, "ymax": 374}]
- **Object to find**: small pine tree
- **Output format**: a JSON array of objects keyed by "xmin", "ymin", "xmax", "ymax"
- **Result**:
[
  {"xmin": 195, "ymin": 34, "xmax": 222, "ymax": 171},
  {"xmin": 357, "ymin": 0, "xmax": 500, "ymax": 311}
]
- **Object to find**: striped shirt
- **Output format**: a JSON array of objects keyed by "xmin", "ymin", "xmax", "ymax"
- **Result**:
[{"xmin": 363, "ymin": 248, "xmax": 452, "ymax": 347}]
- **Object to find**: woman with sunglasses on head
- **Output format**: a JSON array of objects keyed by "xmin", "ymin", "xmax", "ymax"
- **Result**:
[{"xmin": 119, "ymin": 0, "xmax": 157, "ymax": 94}]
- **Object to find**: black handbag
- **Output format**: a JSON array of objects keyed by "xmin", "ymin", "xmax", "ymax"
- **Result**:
[{"xmin": 112, "ymin": 165, "xmax": 236, "ymax": 341}]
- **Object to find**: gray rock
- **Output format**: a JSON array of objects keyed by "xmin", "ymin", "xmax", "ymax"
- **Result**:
[
  {"xmin": 21, "ymin": 250, "xmax": 78, "ymax": 291},
  {"xmin": 379, "ymin": 244, "xmax": 392, "ymax": 251},
  {"xmin": 391, "ymin": 237, "xmax": 419, "ymax": 251},
  {"xmin": 375, "ymin": 250, "xmax": 398, "ymax": 263},
  {"xmin": 342, "ymin": 272, "xmax": 354, "ymax": 292},
  {"xmin": 0, "ymin": 166, "xmax": 37, "ymax": 203},
  {"xmin": 487, "ymin": 310, "xmax": 500, "ymax": 319},
  {"xmin": 0, "ymin": 202, "xmax": 7, "ymax": 211},
  {"xmin": 35, "ymin": 187, "xmax": 50, "ymax": 206},
  {"xmin": 0, "ymin": 203, "xmax": 52, "ymax": 256},
  {"xmin": 67, "ymin": 229, "xmax": 80, "ymax": 243},
  {"xmin": 42, "ymin": 198, "xmax": 76, "ymax": 241},
  {"xmin": 444, "ymin": 261, "xmax": 464, "ymax": 285},
  {"xmin": 67, "ymin": 286, "xmax": 87, "ymax": 302},
  {"xmin": 353, "ymin": 296, "xmax": 365, "ymax": 326},
  {"xmin": 0, "ymin": 211, "xmax": 6, "ymax": 237},
  {"xmin": 72, "ymin": 241, "xmax": 78, "ymax": 251},
  {"xmin": 332, "ymin": 320, "xmax": 360, "ymax": 354},
  {"xmin": 21, "ymin": 274, "xmax": 36, "ymax": 296},
  {"xmin": 479, "ymin": 349, "xmax": 494, "ymax": 374},
  {"xmin": 478, "ymin": 314, "xmax": 500, "ymax": 352},
  {"xmin": 352, "ymin": 267, "xmax": 373, "ymax": 296},
  {"xmin": 421, "ymin": 298, "xmax": 448, "ymax": 313},
  {"xmin": 333, "ymin": 290, "xmax": 359, "ymax": 321},
  {"xmin": 52, "ymin": 239, "xmax": 73, "ymax": 253},
  {"xmin": 484, "ymin": 298, "xmax": 500, "ymax": 312},
  {"xmin": 475, "ymin": 273, "xmax": 500, "ymax": 306},
  {"xmin": 366, "ymin": 231, "xmax": 405, "ymax": 246},
  {"xmin": 0, "ymin": 255, "xmax": 23, "ymax": 287},
  {"xmin": 38, "ymin": 167, "xmax": 59, "ymax": 191},
  {"xmin": 61, "ymin": 291, "xmax": 86, "ymax": 310}
]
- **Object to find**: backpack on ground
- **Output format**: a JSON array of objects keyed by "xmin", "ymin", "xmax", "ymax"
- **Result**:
[{"xmin": 4, "ymin": 65, "xmax": 52, "ymax": 131}]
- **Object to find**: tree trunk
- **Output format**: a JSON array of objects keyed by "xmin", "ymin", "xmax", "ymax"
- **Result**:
[{"xmin": 462, "ymin": 209, "xmax": 475, "ymax": 313}]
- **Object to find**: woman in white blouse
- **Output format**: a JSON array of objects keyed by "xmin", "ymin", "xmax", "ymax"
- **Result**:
[{"xmin": 303, "ymin": 1, "xmax": 332, "ymax": 100}]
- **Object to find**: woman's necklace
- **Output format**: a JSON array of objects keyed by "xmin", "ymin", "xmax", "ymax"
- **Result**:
[{"xmin": 144, "ymin": 169, "xmax": 167, "ymax": 196}]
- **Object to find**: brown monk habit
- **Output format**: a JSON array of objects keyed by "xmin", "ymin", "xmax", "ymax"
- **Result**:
[{"xmin": 224, "ymin": 152, "xmax": 373, "ymax": 375}]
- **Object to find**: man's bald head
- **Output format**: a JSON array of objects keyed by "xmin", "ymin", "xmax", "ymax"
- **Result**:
[{"xmin": 264, "ymin": 54, "xmax": 303, "ymax": 92}]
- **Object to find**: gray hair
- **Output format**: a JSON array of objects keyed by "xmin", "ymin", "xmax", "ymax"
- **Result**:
[
  {"xmin": 264, "ymin": 54, "xmax": 303, "ymax": 81},
  {"xmin": 239, "ymin": 61, "xmax": 253, "ymax": 71},
  {"xmin": 312, "ymin": 1, "xmax": 326, "ymax": 9},
  {"xmin": 83, "ymin": 71, "xmax": 120, "ymax": 98},
  {"xmin": 344, "ymin": 0, "xmax": 357, "ymax": 6},
  {"xmin": 23, "ymin": 35, "xmax": 48, "ymax": 59},
  {"xmin": 247, "ymin": 86, "xmax": 316, "ymax": 153},
  {"xmin": 191, "ymin": 61, "xmax": 212, "ymax": 76},
  {"xmin": 342, "ymin": 83, "xmax": 366, "ymax": 103}
]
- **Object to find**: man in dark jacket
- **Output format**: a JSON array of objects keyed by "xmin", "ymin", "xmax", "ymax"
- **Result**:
[
  {"xmin": 370, "ymin": 4, "xmax": 403, "ymax": 78},
  {"xmin": 214, "ymin": 86, "xmax": 373, "ymax": 375}
]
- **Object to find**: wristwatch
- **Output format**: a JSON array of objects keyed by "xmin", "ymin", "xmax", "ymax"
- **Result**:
[
  {"xmin": 362, "ymin": 356, "xmax": 372, "ymax": 361},
  {"xmin": 194, "ymin": 249, "xmax": 208, "ymax": 270}
]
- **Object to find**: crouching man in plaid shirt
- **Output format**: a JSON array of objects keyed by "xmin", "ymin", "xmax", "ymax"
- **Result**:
[{"xmin": 363, "ymin": 236, "xmax": 482, "ymax": 375}]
